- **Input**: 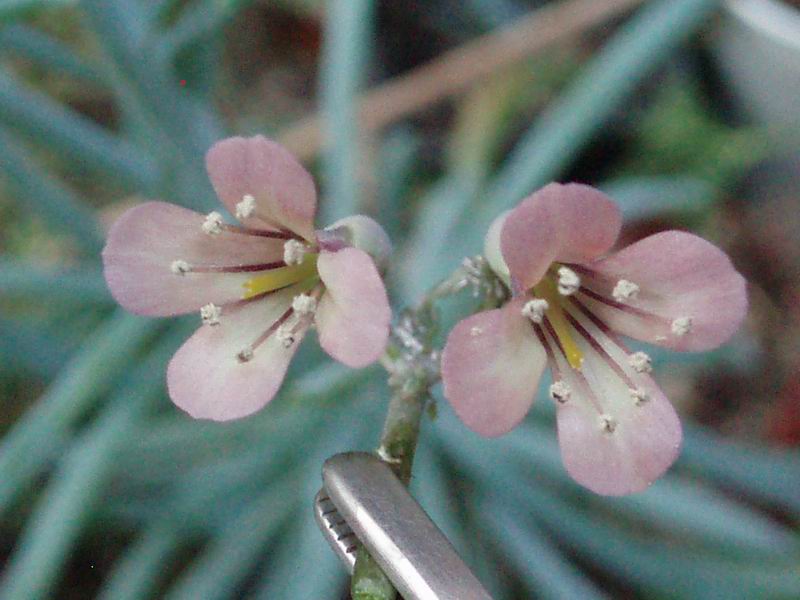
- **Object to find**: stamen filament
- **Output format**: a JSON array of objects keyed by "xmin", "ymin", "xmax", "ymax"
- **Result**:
[
  {"xmin": 189, "ymin": 261, "xmax": 287, "ymax": 274},
  {"xmin": 541, "ymin": 317, "xmax": 604, "ymax": 415},
  {"xmin": 563, "ymin": 310, "xmax": 638, "ymax": 390},
  {"xmin": 534, "ymin": 278, "xmax": 583, "ymax": 369},
  {"xmin": 221, "ymin": 223, "xmax": 302, "ymax": 241}
]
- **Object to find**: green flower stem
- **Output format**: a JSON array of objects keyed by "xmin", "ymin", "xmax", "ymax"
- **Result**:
[{"xmin": 350, "ymin": 259, "xmax": 500, "ymax": 600}]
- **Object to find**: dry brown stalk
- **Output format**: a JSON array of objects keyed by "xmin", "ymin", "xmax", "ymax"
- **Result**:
[{"xmin": 278, "ymin": 0, "xmax": 643, "ymax": 161}]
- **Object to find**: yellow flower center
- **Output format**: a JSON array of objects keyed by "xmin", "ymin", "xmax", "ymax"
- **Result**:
[
  {"xmin": 242, "ymin": 253, "xmax": 319, "ymax": 299},
  {"xmin": 533, "ymin": 275, "xmax": 584, "ymax": 370}
]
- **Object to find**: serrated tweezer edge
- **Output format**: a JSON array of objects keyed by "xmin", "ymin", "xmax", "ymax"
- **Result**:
[{"xmin": 314, "ymin": 452, "xmax": 494, "ymax": 600}]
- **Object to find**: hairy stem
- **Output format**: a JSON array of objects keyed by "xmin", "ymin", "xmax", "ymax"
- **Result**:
[{"xmin": 350, "ymin": 258, "xmax": 501, "ymax": 600}]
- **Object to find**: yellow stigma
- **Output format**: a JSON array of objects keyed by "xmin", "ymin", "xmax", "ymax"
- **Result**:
[
  {"xmin": 533, "ymin": 277, "xmax": 584, "ymax": 370},
  {"xmin": 242, "ymin": 253, "xmax": 319, "ymax": 299}
]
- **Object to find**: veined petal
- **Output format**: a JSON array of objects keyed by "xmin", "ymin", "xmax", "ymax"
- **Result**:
[
  {"xmin": 315, "ymin": 247, "xmax": 391, "ymax": 368},
  {"xmin": 102, "ymin": 202, "xmax": 282, "ymax": 316},
  {"xmin": 501, "ymin": 183, "xmax": 622, "ymax": 292},
  {"xmin": 442, "ymin": 298, "xmax": 547, "ymax": 437},
  {"xmin": 167, "ymin": 285, "xmax": 303, "ymax": 421},
  {"xmin": 580, "ymin": 231, "xmax": 747, "ymax": 351},
  {"xmin": 205, "ymin": 136, "xmax": 317, "ymax": 240},
  {"xmin": 549, "ymin": 303, "xmax": 682, "ymax": 495}
]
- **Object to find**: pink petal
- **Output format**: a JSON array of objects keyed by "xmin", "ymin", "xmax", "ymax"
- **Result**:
[
  {"xmin": 549, "ymin": 303, "xmax": 682, "ymax": 495},
  {"xmin": 205, "ymin": 136, "xmax": 317, "ymax": 240},
  {"xmin": 315, "ymin": 247, "xmax": 391, "ymax": 368},
  {"xmin": 501, "ymin": 183, "xmax": 622, "ymax": 292},
  {"xmin": 167, "ymin": 285, "xmax": 303, "ymax": 421},
  {"xmin": 102, "ymin": 201, "xmax": 282, "ymax": 316},
  {"xmin": 580, "ymin": 231, "xmax": 748, "ymax": 351},
  {"xmin": 441, "ymin": 298, "xmax": 547, "ymax": 437}
]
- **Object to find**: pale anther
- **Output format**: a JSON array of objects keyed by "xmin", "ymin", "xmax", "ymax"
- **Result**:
[
  {"xmin": 598, "ymin": 414, "xmax": 617, "ymax": 433},
  {"xmin": 200, "ymin": 303, "xmax": 221, "ymax": 326},
  {"xmin": 235, "ymin": 194, "xmax": 256, "ymax": 220},
  {"xmin": 628, "ymin": 351, "xmax": 652, "ymax": 373},
  {"xmin": 170, "ymin": 259, "xmax": 190, "ymax": 275},
  {"xmin": 236, "ymin": 346, "xmax": 254, "ymax": 363},
  {"xmin": 470, "ymin": 326, "xmax": 483, "ymax": 337},
  {"xmin": 291, "ymin": 293, "xmax": 317, "ymax": 316},
  {"xmin": 521, "ymin": 298, "xmax": 549, "ymax": 324},
  {"xmin": 549, "ymin": 381, "xmax": 571, "ymax": 403},
  {"xmin": 557, "ymin": 266, "xmax": 580, "ymax": 296},
  {"xmin": 671, "ymin": 316, "xmax": 693, "ymax": 336},
  {"xmin": 629, "ymin": 387, "xmax": 649, "ymax": 406},
  {"xmin": 276, "ymin": 324, "xmax": 296, "ymax": 348},
  {"xmin": 202, "ymin": 211, "xmax": 224, "ymax": 235},
  {"xmin": 283, "ymin": 239, "xmax": 308, "ymax": 266},
  {"xmin": 612, "ymin": 279, "xmax": 639, "ymax": 302}
]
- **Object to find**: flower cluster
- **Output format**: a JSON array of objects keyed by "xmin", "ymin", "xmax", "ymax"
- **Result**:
[
  {"xmin": 102, "ymin": 138, "xmax": 747, "ymax": 495},
  {"xmin": 441, "ymin": 184, "xmax": 747, "ymax": 494},
  {"xmin": 103, "ymin": 136, "xmax": 391, "ymax": 421}
]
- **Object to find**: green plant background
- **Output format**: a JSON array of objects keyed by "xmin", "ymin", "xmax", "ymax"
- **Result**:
[{"xmin": 1, "ymin": 0, "xmax": 798, "ymax": 598}]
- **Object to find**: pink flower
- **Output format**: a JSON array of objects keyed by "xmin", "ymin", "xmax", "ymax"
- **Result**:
[
  {"xmin": 103, "ymin": 136, "xmax": 391, "ymax": 421},
  {"xmin": 441, "ymin": 184, "xmax": 747, "ymax": 495}
]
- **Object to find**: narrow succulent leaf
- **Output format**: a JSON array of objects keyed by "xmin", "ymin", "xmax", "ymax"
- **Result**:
[
  {"xmin": 0, "ymin": 126, "xmax": 104, "ymax": 254},
  {"xmin": 441, "ymin": 426, "xmax": 800, "ymax": 599},
  {"xmin": 160, "ymin": 0, "xmax": 233, "ymax": 56},
  {"xmin": 0, "ymin": 311, "xmax": 161, "ymax": 515},
  {"xmin": 436, "ymin": 401, "xmax": 800, "ymax": 555},
  {"xmin": 0, "ymin": 260, "xmax": 110, "ymax": 304},
  {"xmin": 0, "ymin": 71, "xmax": 156, "ymax": 189},
  {"xmin": 0, "ymin": 318, "xmax": 73, "ymax": 377},
  {"xmin": 0, "ymin": 328, "xmax": 186, "ymax": 600},
  {"xmin": 681, "ymin": 422, "xmax": 800, "ymax": 513},
  {"xmin": 97, "ymin": 524, "xmax": 181, "ymax": 600},
  {"xmin": 0, "ymin": 0, "xmax": 74, "ymax": 21},
  {"xmin": 599, "ymin": 175, "xmax": 716, "ymax": 221},
  {"xmin": 478, "ymin": 499, "xmax": 608, "ymax": 600},
  {"xmin": 79, "ymin": 0, "xmax": 224, "ymax": 209},
  {"xmin": 163, "ymin": 488, "xmax": 297, "ymax": 600},
  {"xmin": 0, "ymin": 25, "xmax": 105, "ymax": 85},
  {"xmin": 319, "ymin": 0, "xmax": 374, "ymax": 222},
  {"xmin": 452, "ymin": 0, "xmax": 719, "ymax": 255}
]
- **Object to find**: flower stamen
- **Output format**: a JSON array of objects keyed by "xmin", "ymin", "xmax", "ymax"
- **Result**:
[
  {"xmin": 170, "ymin": 260, "xmax": 191, "ymax": 275},
  {"xmin": 235, "ymin": 194, "xmax": 256, "ymax": 220},
  {"xmin": 630, "ymin": 387, "xmax": 649, "ymax": 406},
  {"xmin": 236, "ymin": 346, "xmax": 254, "ymax": 363},
  {"xmin": 671, "ymin": 316, "xmax": 692, "ymax": 336},
  {"xmin": 557, "ymin": 266, "xmax": 580, "ymax": 296},
  {"xmin": 521, "ymin": 298, "xmax": 549, "ymax": 324},
  {"xmin": 598, "ymin": 414, "xmax": 617, "ymax": 433},
  {"xmin": 283, "ymin": 239, "xmax": 308, "ymax": 266},
  {"xmin": 202, "ymin": 211, "xmax": 225, "ymax": 235},
  {"xmin": 612, "ymin": 279, "xmax": 639, "ymax": 302},
  {"xmin": 549, "ymin": 381, "xmax": 571, "ymax": 403},
  {"xmin": 628, "ymin": 351, "xmax": 652, "ymax": 373},
  {"xmin": 200, "ymin": 303, "xmax": 221, "ymax": 326},
  {"xmin": 534, "ymin": 279, "xmax": 583, "ymax": 369}
]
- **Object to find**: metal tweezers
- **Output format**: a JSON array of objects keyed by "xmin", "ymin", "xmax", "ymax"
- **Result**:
[{"xmin": 314, "ymin": 452, "xmax": 494, "ymax": 600}]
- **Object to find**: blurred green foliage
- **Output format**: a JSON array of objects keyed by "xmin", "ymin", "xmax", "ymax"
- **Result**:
[{"xmin": 0, "ymin": 0, "xmax": 798, "ymax": 598}]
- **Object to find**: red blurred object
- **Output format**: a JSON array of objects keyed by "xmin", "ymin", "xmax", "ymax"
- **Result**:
[{"xmin": 766, "ymin": 369, "xmax": 800, "ymax": 446}]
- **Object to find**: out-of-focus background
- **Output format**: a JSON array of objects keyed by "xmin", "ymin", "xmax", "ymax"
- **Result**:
[{"xmin": 1, "ymin": 0, "xmax": 799, "ymax": 598}]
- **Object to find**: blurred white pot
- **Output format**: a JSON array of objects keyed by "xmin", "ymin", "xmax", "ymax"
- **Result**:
[{"xmin": 712, "ymin": 0, "xmax": 800, "ymax": 134}]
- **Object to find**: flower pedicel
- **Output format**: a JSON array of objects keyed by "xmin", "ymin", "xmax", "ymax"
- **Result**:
[
  {"xmin": 103, "ymin": 136, "xmax": 391, "ymax": 421},
  {"xmin": 441, "ymin": 183, "xmax": 747, "ymax": 495}
]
